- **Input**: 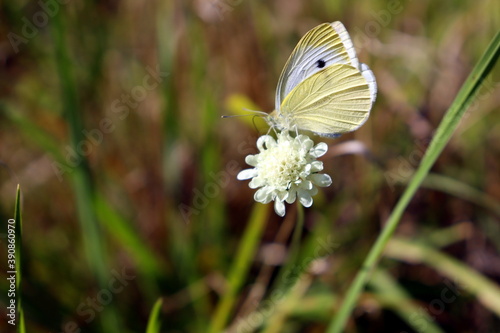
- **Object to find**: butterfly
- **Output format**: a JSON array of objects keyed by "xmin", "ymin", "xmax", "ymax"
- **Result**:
[{"xmin": 266, "ymin": 21, "xmax": 377, "ymax": 138}]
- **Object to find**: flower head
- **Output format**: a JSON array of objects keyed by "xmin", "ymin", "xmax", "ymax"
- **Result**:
[{"xmin": 237, "ymin": 131, "xmax": 332, "ymax": 216}]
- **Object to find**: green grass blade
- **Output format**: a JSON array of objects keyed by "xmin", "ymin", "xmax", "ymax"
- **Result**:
[
  {"xmin": 417, "ymin": 222, "xmax": 472, "ymax": 249},
  {"xmin": 51, "ymin": 4, "xmax": 106, "ymax": 285},
  {"xmin": 93, "ymin": 194, "xmax": 164, "ymax": 302},
  {"xmin": 50, "ymin": 11, "xmax": 122, "ymax": 333},
  {"xmin": 208, "ymin": 203, "xmax": 269, "ymax": 333},
  {"xmin": 145, "ymin": 298, "xmax": 163, "ymax": 333},
  {"xmin": 2, "ymin": 106, "xmax": 65, "ymax": 164},
  {"xmin": 327, "ymin": 30, "xmax": 500, "ymax": 333},
  {"xmin": 14, "ymin": 185, "xmax": 25, "ymax": 333},
  {"xmin": 94, "ymin": 194, "xmax": 164, "ymax": 277}
]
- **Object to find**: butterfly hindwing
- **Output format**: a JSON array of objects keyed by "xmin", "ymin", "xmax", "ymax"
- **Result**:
[{"xmin": 279, "ymin": 63, "xmax": 372, "ymax": 137}]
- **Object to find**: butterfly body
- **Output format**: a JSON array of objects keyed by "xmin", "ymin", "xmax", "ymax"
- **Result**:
[{"xmin": 267, "ymin": 22, "xmax": 377, "ymax": 137}]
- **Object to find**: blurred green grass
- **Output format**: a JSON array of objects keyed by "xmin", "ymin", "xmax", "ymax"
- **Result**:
[{"xmin": 0, "ymin": 0, "xmax": 499, "ymax": 332}]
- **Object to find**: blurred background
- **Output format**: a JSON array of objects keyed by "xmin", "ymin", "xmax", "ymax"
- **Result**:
[{"xmin": 0, "ymin": 0, "xmax": 499, "ymax": 332}]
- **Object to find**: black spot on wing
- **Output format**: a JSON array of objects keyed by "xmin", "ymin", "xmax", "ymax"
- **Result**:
[{"xmin": 316, "ymin": 59, "xmax": 326, "ymax": 68}]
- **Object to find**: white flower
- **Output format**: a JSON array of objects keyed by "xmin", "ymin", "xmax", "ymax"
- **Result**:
[{"xmin": 237, "ymin": 131, "xmax": 332, "ymax": 217}]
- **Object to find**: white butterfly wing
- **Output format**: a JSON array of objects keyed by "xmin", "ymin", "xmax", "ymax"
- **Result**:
[
  {"xmin": 275, "ymin": 21, "xmax": 373, "ymax": 111},
  {"xmin": 279, "ymin": 63, "xmax": 372, "ymax": 137},
  {"xmin": 360, "ymin": 63, "xmax": 377, "ymax": 106},
  {"xmin": 270, "ymin": 21, "xmax": 377, "ymax": 137}
]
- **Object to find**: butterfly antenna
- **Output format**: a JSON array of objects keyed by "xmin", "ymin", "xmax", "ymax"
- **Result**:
[
  {"xmin": 220, "ymin": 109, "xmax": 269, "ymax": 119},
  {"xmin": 221, "ymin": 109, "xmax": 272, "ymax": 134},
  {"xmin": 221, "ymin": 114, "xmax": 250, "ymax": 119},
  {"xmin": 243, "ymin": 108, "xmax": 269, "ymax": 117}
]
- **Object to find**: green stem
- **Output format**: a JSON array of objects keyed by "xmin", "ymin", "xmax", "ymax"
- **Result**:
[
  {"xmin": 327, "ymin": 30, "xmax": 500, "ymax": 333},
  {"xmin": 267, "ymin": 203, "xmax": 305, "ymax": 297},
  {"xmin": 261, "ymin": 203, "xmax": 305, "ymax": 333},
  {"xmin": 208, "ymin": 203, "xmax": 269, "ymax": 333},
  {"xmin": 288, "ymin": 203, "xmax": 305, "ymax": 269}
]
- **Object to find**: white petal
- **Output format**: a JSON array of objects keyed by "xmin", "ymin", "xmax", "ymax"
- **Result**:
[
  {"xmin": 285, "ymin": 188, "xmax": 297, "ymax": 204},
  {"xmin": 237, "ymin": 169, "xmax": 257, "ymax": 180},
  {"xmin": 245, "ymin": 155, "xmax": 258, "ymax": 166},
  {"xmin": 257, "ymin": 135, "xmax": 276, "ymax": 151},
  {"xmin": 310, "ymin": 161, "xmax": 324, "ymax": 172},
  {"xmin": 254, "ymin": 187, "xmax": 273, "ymax": 203},
  {"xmin": 310, "ymin": 173, "xmax": 332, "ymax": 187},
  {"xmin": 274, "ymin": 199, "xmax": 286, "ymax": 217},
  {"xmin": 295, "ymin": 134, "xmax": 308, "ymax": 142},
  {"xmin": 278, "ymin": 131, "xmax": 292, "ymax": 143},
  {"xmin": 303, "ymin": 164, "xmax": 311, "ymax": 173},
  {"xmin": 300, "ymin": 180, "xmax": 313, "ymax": 190},
  {"xmin": 266, "ymin": 136, "xmax": 277, "ymax": 148},
  {"xmin": 311, "ymin": 142, "xmax": 328, "ymax": 158},
  {"xmin": 295, "ymin": 135, "xmax": 312, "ymax": 150},
  {"xmin": 277, "ymin": 190, "xmax": 288, "ymax": 202},
  {"xmin": 249, "ymin": 177, "xmax": 266, "ymax": 189},
  {"xmin": 298, "ymin": 190, "xmax": 313, "ymax": 207},
  {"xmin": 310, "ymin": 186, "xmax": 318, "ymax": 196}
]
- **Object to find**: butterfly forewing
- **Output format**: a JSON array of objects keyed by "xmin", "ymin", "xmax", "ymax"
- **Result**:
[
  {"xmin": 279, "ymin": 64, "xmax": 372, "ymax": 137},
  {"xmin": 330, "ymin": 21, "xmax": 360, "ymax": 69},
  {"xmin": 275, "ymin": 22, "xmax": 357, "ymax": 111}
]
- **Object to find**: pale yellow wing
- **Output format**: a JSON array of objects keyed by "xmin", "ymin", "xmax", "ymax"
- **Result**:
[
  {"xmin": 278, "ymin": 63, "xmax": 372, "ymax": 137},
  {"xmin": 275, "ymin": 22, "xmax": 359, "ymax": 112}
]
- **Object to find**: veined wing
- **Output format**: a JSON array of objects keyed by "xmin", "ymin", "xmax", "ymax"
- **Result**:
[
  {"xmin": 275, "ymin": 22, "xmax": 361, "ymax": 112},
  {"xmin": 279, "ymin": 63, "xmax": 372, "ymax": 137}
]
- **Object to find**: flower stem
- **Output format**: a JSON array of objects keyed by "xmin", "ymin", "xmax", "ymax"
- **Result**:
[
  {"xmin": 260, "ymin": 203, "xmax": 306, "ymax": 332},
  {"xmin": 208, "ymin": 203, "xmax": 269, "ymax": 333},
  {"xmin": 288, "ymin": 203, "xmax": 305, "ymax": 267},
  {"xmin": 269, "ymin": 203, "xmax": 305, "ymax": 292}
]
